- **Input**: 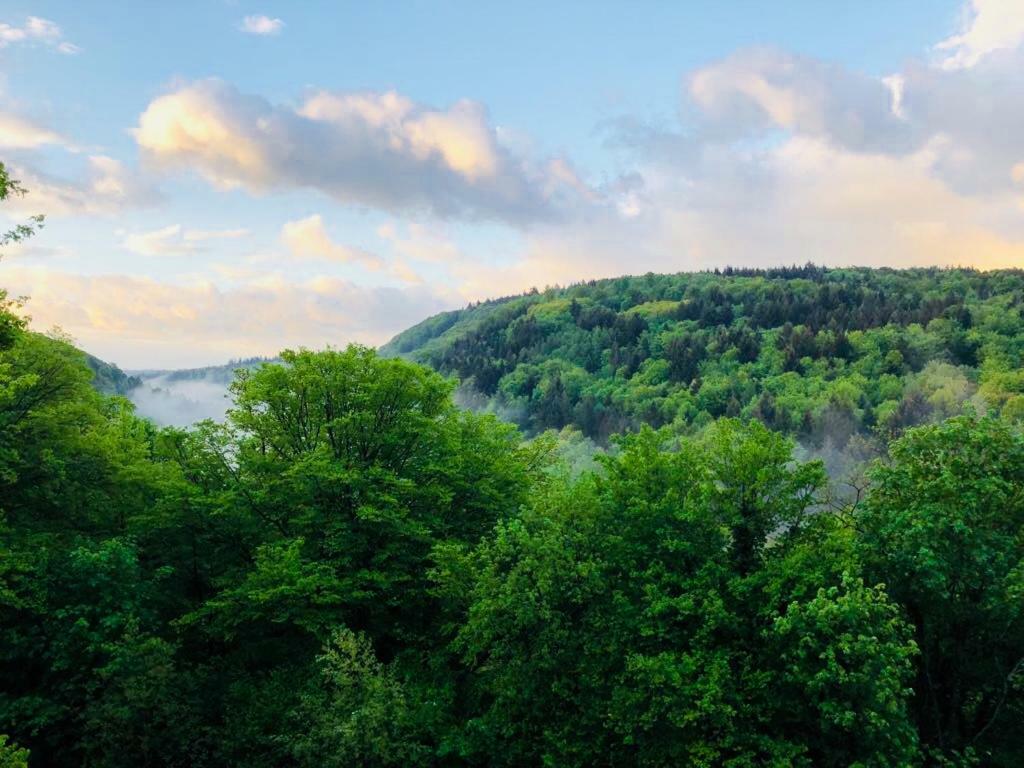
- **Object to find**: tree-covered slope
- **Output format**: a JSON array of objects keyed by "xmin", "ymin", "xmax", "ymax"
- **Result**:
[
  {"xmin": 382, "ymin": 265, "xmax": 1024, "ymax": 442},
  {"xmin": 84, "ymin": 353, "xmax": 141, "ymax": 396}
]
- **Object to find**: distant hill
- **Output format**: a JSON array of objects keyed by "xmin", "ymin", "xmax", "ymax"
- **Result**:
[
  {"xmin": 84, "ymin": 353, "xmax": 141, "ymax": 396},
  {"xmin": 381, "ymin": 265, "xmax": 1024, "ymax": 444}
]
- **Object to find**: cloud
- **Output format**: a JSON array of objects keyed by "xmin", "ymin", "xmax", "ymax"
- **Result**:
[
  {"xmin": 119, "ymin": 225, "xmax": 248, "ymax": 256},
  {"xmin": 936, "ymin": 0, "xmax": 1024, "ymax": 69},
  {"xmin": 134, "ymin": 79, "xmax": 596, "ymax": 224},
  {"xmin": 0, "ymin": 16, "xmax": 78, "ymax": 53},
  {"xmin": 4, "ymin": 155, "xmax": 159, "ymax": 217},
  {"xmin": 0, "ymin": 111, "xmax": 68, "ymax": 149},
  {"xmin": 523, "ymin": 11, "xmax": 1024, "ymax": 289},
  {"xmin": 121, "ymin": 224, "xmax": 197, "ymax": 256},
  {"xmin": 377, "ymin": 221, "xmax": 464, "ymax": 264},
  {"xmin": 688, "ymin": 48, "xmax": 918, "ymax": 153},
  {"xmin": 3, "ymin": 156, "xmax": 158, "ymax": 217},
  {"xmin": 184, "ymin": 227, "xmax": 250, "ymax": 242},
  {"xmin": 0, "ymin": 265, "xmax": 453, "ymax": 368},
  {"xmin": 282, "ymin": 214, "xmax": 421, "ymax": 283},
  {"xmin": 240, "ymin": 15, "xmax": 284, "ymax": 36},
  {"xmin": 282, "ymin": 214, "xmax": 385, "ymax": 269},
  {"xmin": 673, "ymin": 33, "xmax": 1024, "ymax": 195}
]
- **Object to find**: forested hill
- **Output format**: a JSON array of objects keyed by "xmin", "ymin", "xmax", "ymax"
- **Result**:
[
  {"xmin": 84, "ymin": 353, "xmax": 141, "ymax": 396},
  {"xmin": 382, "ymin": 265, "xmax": 1024, "ymax": 442}
]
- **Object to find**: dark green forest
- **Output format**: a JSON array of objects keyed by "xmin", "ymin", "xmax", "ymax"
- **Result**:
[
  {"xmin": 3, "ymin": 167, "xmax": 1024, "ymax": 766},
  {"xmin": 382, "ymin": 266, "xmax": 1024, "ymax": 447}
]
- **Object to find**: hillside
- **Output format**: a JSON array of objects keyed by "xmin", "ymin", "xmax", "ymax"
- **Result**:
[
  {"xmin": 84, "ymin": 353, "xmax": 141, "ymax": 396},
  {"xmin": 382, "ymin": 265, "xmax": 1024, "ymax": 444}
]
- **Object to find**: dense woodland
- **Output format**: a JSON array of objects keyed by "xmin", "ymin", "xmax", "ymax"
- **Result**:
[
  {"xmin": 2, "ymin": 167, "xmax": 1024, "ymax": 765},
  {"xmin": 382, "ymin": 266, "xmax": 1024, "ymax": 448}
]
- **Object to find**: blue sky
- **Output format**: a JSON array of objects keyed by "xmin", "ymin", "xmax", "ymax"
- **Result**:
[{"xmin": 1, "ymin": 0, "xmax": 1022, "ymax": 367}]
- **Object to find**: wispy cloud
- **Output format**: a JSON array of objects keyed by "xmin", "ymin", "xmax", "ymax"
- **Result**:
[
  {"xmin": 5, "ymin": 156, "xmax": 160, "ymax": 217},
  {"xmin": 282, "ymin": 214, "xmax": 421, "ymax": 283},
  {"xmin": 0, "ymin": 110, "xmax": 68, "ymax": 149},
  {"xmin": 239, "ymin": 15, "xmax": 284, "ymax": 36},
  {"xmin": 0, "ymin": 16, "xmax": 79, "ymax": 53},
  {"xmin": 120, "ymin": 225, "xmax": 249, "ymax": 256}
]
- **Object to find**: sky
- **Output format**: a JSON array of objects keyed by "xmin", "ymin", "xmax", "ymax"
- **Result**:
[{"xmin": 1, "ymin": 0, "xmax": 1023, "ymax": 368}]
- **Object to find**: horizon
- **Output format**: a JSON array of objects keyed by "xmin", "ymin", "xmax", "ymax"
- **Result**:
[{"xmin": 2, "ymin": 0, "xmax": 1024, "ymax": 367}]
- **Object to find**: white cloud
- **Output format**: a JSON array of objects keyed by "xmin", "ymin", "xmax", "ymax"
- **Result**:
[
  {"xmin": 184, "ymin": 227, "xmax": 250, "ymax": 242},
  {"xmin": 936, "ymin": 0, "xmax": 1024, "ymax": 69},
  {"xmin": 676, "ymin": 33, "xmax": 1024, "ymax": 195},
  {"xmin": 134, "ymin": 80, "xmax": 597, "ymax": 224},
  {"xmin": 122, "ymin": 224, "xmax": 197, "ymax": 256},
  {"xmin": 687, "ymin": 48, "xmax": 918, "ymax": 153},
  {"xmin": 0, "ymin": 16, "xmax": 78, "ymax": 53},
  {"xmin": 514, "ymin": 9, "xmax": 1024, "ymax": 290},
  {"xmin": 376, "ymin": 221, "xmax": 464, "ymax": 264},
  {"xmin": 120, "ymin": 225, "xmax": 248, "ymax": 256},
  {"xmin": 4, "ymin": 155, "xmax": 159, "ymax": 217},
  {"xmin": 0, "ymin": 110, "xmax": 67, "ymax": 148},
  {"xmin": 240, "ymin": 15, "xmax": 284, "ymax": 36},
  {"xmin": 282, "ymin": 214, "xmax": 384, "ymax": 269},
  {"xmin": 282, "ymin": 214, "xmax": 421, "ymax": 283}
]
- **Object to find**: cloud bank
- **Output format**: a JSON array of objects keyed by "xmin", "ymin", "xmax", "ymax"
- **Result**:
[
  {"xmin": 0, "ymin": 265, "xmax": 454, "ymax": 368},
  {"xmin": 134, "ymin": 80, "xmax": 596, "ymax": 224}
]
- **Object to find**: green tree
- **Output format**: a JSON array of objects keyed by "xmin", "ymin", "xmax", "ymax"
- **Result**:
[
  {"xmin": 0, "ymin": 162, "xmax": 44, "ymax": 254},
  {"xmin": 0, "ymin": 735, "xmax": 28, "ymax": 768},
  {"xmin": 288, "ymin": 627, "xmax": 431, "ymax": 767},
  {"xmin": 858, "ymin": 415, "xmax": 1024, "ymax": 765},
  {"xmin": 452, "ymin": 422, "xmax": 917, "ymax": 766}
]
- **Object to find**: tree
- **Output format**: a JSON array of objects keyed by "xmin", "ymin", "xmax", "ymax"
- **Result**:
[
  {"xmin": 287, "ymin": 627, "xmax": 431, "ymax": 767},
  {"xmin": 858, "ymin": 415, "xmax": 1024, "ymax": 765},
  {"xmin": 0, "ymin": 162, "xmax": 44, "ymax": 255},
  {"xmin": 0, "ymin": 735, "xmax": 28, "ymax": 768},
  {"xmin": 451, "ymin": 422, "xmax": 916, "ymax": 766}
]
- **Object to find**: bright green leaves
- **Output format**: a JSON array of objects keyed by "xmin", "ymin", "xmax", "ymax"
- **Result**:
[
  {"xmin": 0, "ymin": 735, "xmax": 28, "ymax": 768},
  {"xmin": 450, "ymin": 421, "xmax": 902, "ymax": 766},
  {"xmin": 229, "ymin": 346, "xmax": 454, "ymax": 468},
  {"xmin": 289, "ymin": 628, "xmax": 432, "ymax": 767},
  {"xmin": 772, "ymin": 574, "xmax": 919, "ymax": 767}
]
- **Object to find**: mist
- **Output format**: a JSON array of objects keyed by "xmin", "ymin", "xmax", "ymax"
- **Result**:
[
  {"xmin": 129, "ymin": 373, "xmax": 232, "ymax": 427},
  {"xmin": 127, "ymin": 357, "xmax": 273, "ymax": 427}
]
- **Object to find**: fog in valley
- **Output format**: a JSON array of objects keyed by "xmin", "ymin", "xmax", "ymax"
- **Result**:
[{"xmin": 126, "ymin": 358, "xmax": 273, "ymax": 427}]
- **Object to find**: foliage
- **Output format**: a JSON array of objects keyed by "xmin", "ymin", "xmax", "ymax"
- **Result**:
[
  {"xmin": 0, "ymin": 163, "xmax": 44, "ymax": 254},
  {"xmin": 382, "ymin": 265, "xmax": 1024, "ymax": 445}
]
